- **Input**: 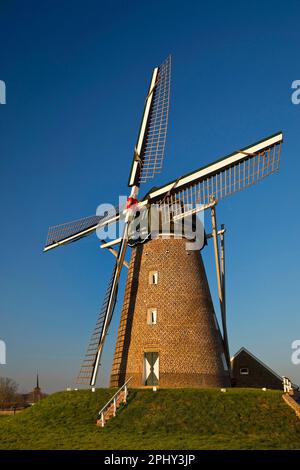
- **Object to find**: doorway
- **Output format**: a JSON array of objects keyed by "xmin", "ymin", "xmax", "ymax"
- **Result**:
[{"xmin": 144, "ymin": 352, "xmax": 159, "ymax": 386}]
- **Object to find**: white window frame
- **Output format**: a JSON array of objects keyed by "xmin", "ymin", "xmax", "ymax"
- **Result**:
[
  {"xmin": 147, "ymin": 308, "xmax": 157, "ymax": 325},
  {"xmin": 240, "ymin": 367, "xmax": 249, "ymax": 375},
  {"xmin": 149, "ymin": 271, "xmax": 158, "ymax": 285}
]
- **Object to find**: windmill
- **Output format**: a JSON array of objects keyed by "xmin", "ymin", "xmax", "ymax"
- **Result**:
[{"xmin": 44, "ymin": 56, "xmax": 283, "ymax": 389}]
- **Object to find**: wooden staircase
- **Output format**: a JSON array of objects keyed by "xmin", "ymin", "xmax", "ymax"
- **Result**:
[{"xmin": 96, "ymin": 377, "xmax": 133, "ymax": 427}]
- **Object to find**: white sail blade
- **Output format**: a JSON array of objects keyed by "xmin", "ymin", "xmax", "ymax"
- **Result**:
[
  {"xmin": 143, "ymin": 131, "xmax": 283, "ymax": 218},
  {"xmin": 128, "ymin": 55, "xmax": 171, "ymax": 186},
  {"xmin": 44, "ymin": 210, "xmax": 120, "ymax": 252}
]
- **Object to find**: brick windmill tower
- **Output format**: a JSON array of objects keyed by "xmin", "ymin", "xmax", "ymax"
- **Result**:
[
  {"xmin": 44, "ymin": 56, "xmax": 283, "ymax": 389},
  {"xmin": 110, "ymin": 236, "xmax": 229, "ymax": 388}
]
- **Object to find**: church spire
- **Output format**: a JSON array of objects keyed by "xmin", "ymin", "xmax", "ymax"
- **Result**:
[{"xmin": 32, "ymin": 371, "xmax": 42, "ymax": 403}]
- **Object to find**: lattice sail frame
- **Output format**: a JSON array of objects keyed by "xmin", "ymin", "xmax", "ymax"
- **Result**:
[
  {"xmin": 44, "ymin": 209, "xmax": 120, "ymax": 251},
  {"xmin": 77, "ymin": 265, "xmax": 117, "ymax": 384},
  {"xmin": 145, "ymin": 133, "xmax": 282, "ymax": 220},
  {"xmin": 45, "ymin": 215, "xmax": 103, "ymax": 248},
  {"xmin": 139, "ymin": 55, "xmax": 171, "ymax": 183}
]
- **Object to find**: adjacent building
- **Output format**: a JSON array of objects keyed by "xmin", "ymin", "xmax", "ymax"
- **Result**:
[{"xmin": 231, "ymin": 347, "xmax": 285, "ymax": 390}]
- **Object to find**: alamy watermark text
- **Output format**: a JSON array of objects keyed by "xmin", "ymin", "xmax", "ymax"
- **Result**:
[
  {"xmin": 0, "ymin": 80, "xmax": 6, "ymax": 104},
  {"xmin": 291, "ymin": 80, "xmax": 300, "ymax": 104},
  {"xmin": 291, "ymin": 339, "xmax": 300, "ymax": 365},
  {"xmin": 0, "ymin": 340, "xmax": 6, "ymax": 364}
]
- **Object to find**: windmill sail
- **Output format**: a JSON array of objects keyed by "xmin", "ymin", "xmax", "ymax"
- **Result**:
[
  {"xmin": 144, "ymin": 132, "xmax": 282, "ymax": 218},
  {"xmin": 77, "ymin": 265, "xmax": 117, "ymax": 385},
  {"xmin": 44, "ymin": 210, "xmax": 120, "ymax": 252},
  {"xmin": 128, "ymin": 55, "xmax": 171, "ymax": 186},
  {"xmin": 77, "ymin": 227, "xmax": 129, "ymax": 386}
]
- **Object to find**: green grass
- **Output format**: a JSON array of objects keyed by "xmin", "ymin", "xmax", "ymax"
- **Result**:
[{"xmin": 0, "ymin": 388, "xmax": 299, "ymax": 449}]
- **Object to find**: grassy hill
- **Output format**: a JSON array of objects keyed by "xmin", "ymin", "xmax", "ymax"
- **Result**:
[{"xmin": 0, "ymin": 388, "xmax": 299, "ymax": 450}]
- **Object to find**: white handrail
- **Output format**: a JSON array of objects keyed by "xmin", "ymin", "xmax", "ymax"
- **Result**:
[{"xmin": 99, "ymin": 377, "xmax": 132, "ymax": 415}]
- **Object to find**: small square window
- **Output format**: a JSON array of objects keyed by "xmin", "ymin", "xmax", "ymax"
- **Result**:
[
  {"xmin": 240, "ymin": 367, "xmax": 249, "ymax": 375},
  {"xmin": 149, "ymin": 271, "xmax": 158, "ymax": 285},
  {"xmin": 147, "ymin": 308, "xmax": 157, "ymax": 325}
]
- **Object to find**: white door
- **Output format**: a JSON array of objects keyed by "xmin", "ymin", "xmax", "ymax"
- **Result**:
[{"xmin": 144, "ymin": 352, "xmax": 159, "ymax": 385}]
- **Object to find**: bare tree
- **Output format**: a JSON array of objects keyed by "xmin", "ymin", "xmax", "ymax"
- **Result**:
[{"xmin": 0, "ymin": 377, "xmax": 18, "ymax": 408}]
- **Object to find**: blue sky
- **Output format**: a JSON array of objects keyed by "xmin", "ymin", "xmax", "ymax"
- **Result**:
[{"xmin": 0, "ymin": 0, "xmax": 300, "ymax": 393}]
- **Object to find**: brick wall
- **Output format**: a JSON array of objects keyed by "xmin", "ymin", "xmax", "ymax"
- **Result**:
[{"xmin": 110, "ymin": 236, "xmax": 230, "ymax": 388}]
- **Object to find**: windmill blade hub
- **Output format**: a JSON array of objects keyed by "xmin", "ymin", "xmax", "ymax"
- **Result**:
[{"xmin": 126, "ymin": 197, "xmax": 139, "ymax": 209}]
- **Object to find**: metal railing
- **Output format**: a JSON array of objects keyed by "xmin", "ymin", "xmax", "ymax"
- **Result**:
[
  {"xmin": 98, "ymin": 376, "xmax": 133, "ymax": 427},
  {"xmin": 283, "ymin": 376, "xmax": 293, "ymax": 394}
]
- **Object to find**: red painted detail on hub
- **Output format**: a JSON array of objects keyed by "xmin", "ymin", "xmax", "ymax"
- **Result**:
[{"xmin": 126, "ymin": 197, "xmax": 138, "ymax": 209}]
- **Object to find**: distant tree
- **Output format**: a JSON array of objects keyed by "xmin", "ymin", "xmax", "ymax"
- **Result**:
[{"xmin": 0, "ymin": 377, "xmax": 18, "ymax": 408}]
